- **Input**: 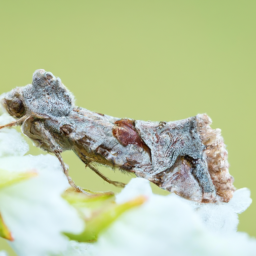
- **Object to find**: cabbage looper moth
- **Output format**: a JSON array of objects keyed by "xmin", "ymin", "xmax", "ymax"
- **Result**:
[{"xmin": 0, "ymin": 69, "xmax": 235, "ymax": 203}]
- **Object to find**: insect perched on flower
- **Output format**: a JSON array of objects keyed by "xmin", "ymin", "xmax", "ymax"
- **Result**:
[{"xmin": 0, "ymin": 69, "xmax": 235, "ymax": 203}]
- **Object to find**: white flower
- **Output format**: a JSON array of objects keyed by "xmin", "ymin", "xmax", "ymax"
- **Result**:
[
  {"xmin": 54, "ymin": 240, "xmax": 96, "ymax": 256},
  {"xmin": 188, "ymin": 187, "xmax": 252, "ymax": 234},
  {"xmin": 0, "ymin": 251, "xmax": 8, "ymax": 256},
  {"xmin": 99, "ymin": 178, "xmax": 256, "ymax": 256},
  {"xmin": 0, "ymin": 114, "xmax": 28, "ymax": 157},
  {"xmin": 0, "ymin": 114, "xmax": 84, "ymax": 256},
  {"xmin": 60, "ymin": 178, "xmax": 256, "ymax": 256}
]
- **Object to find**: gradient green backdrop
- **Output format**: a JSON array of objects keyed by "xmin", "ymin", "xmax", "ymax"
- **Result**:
[{"xmin": 0, "ymin": 1, "xmax": 255, "ymax": 255}]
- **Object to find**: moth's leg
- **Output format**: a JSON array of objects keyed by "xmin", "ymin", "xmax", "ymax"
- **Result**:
[
  {"xmin": 35, "ymin": 126, "xmax": 85, "ymax": 193},
  {"xmin": 192, "ymin": 158, "xmax": 216, "ymax": 202},
  {"xmin": 55, "ymin": 152, "xmax": 88, "ymax": 194},
  {"xmin": 0, "ymin": 115, "xmax": 28, "ymax": 130},
  {"xmin": 0, "ymin": 113, "xmax": 49, "ymax": 130},
  {"xmin": 86, "ymin": 163, "xmax": 126, "ymax": 188},
  {"xmin": 22, "ymin": 118, "xmax": 86, "ymax": 194},
  {"xmin": 33, "ymin": 125, "xmax": 86, "ymax": 193}
]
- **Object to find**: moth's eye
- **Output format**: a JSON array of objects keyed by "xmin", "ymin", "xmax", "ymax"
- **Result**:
[{"xmin": 4, "ymin": 97, "xmax": 25, "ymax": 118}]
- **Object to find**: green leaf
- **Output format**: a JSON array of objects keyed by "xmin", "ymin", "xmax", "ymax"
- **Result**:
[
  {"xmin": 64, "ymin": 194, "xmax": 147, "ymax": 242},
  {"xmin": 0, "ymin": 169, "xmax": 38, "ymax": 190},
  {"xmin": 63, "ymin": 189, "xmax": 115, "ymax": 211}
]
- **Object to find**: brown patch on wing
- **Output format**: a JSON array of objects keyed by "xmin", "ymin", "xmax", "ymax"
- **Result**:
[
  {"xmin": 113, "ymin": 119, "xmax": 151, "ymax": 159},
  {"xmin": 113, "ymin": 119, "xmax": 143, "ymax": 146},
  {"xmin": 113, "ymin": 119, "xmax": 152, "ymax": 160}
]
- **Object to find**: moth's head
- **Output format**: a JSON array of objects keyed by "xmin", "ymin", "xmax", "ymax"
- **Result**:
[
  {"xmin": 0, "ymin": 88, "xmax": 25, "ymax": 118},
  {"xmin": 1, "ymin": 69, "xmax": 75, "ymax": 119}
]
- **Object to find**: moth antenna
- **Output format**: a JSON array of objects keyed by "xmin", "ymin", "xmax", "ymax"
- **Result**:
[{"xmin": 0, "ymin": 115, "xmax": 28, "ymax": 130}]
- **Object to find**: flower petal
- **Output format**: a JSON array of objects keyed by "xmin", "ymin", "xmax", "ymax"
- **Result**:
[
  {"xmin": 0, "ymin": 114, "xmax": 29, "ymax": 157},
  {"xmin": 0, "ymin": 169, "xmax": 37, "ymax": 190},
  {"xmin": 0, "ymin": 117, "xmax": 85, "ymax": 256},
  {"xmin": 64, "ymin": 188, "xmax": 146, "ymax": 242}
]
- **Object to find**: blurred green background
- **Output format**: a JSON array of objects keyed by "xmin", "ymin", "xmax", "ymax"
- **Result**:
[{"xmin": 0, "ymin": 1, "xmax": 255, "ymax": 254}]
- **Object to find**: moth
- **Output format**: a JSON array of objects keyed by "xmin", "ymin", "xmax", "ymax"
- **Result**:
[{"xmin": 0, "ymin": 69, "xmax": 235, "ymax": 203}]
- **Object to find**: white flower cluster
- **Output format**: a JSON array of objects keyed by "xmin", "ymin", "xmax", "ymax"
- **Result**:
[
  {"xmin": 0, "ymin": 114, "xmax": 84, "ymax": 256},
  {"xmin": 62, "ymin": 178, "xmax": 256, "ymax": 256},
  {"xmin": 0, "ymin": 112, "xmax": 255, "ymax": 256}
]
